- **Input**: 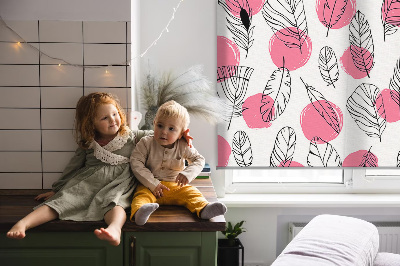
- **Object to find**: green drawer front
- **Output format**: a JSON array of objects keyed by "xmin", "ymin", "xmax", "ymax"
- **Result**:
[
  {"xmin": 0, "ymin": 232, "xmax": 122, "ymax": 266},
  {"xmin": 124, "ymin": 232, "xmax": 217, "ymax": 266}
]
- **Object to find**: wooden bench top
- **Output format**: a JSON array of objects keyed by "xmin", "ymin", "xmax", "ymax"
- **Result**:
[{"xmin": 0, "ymin": 178, "xmax": 226, "ymax": 232}]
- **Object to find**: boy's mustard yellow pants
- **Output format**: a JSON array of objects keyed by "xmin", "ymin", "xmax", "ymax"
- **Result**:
[{"xmin": 130, "ymin": 181, "xmax": 209, "ymax": 221}]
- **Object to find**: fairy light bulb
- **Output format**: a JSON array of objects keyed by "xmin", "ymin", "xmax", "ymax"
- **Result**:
[{"xmin": 3, "ymin": 0, "xmax": 185, "ymax": 67}]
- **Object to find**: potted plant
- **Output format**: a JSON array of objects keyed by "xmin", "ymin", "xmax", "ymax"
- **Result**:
[{"xmin": 218, "ymin": 221, "xmax": 245, "ymax": 266}]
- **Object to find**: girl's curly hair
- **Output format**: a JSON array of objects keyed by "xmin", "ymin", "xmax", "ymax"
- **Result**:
[{"xmin": 74, "ymin": 92, "xmax": 128, "ymax": 149}]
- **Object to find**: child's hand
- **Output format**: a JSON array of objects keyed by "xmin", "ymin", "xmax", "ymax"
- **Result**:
[
  {"xmin": 35, "ymin": 191, "xmax": 55, "ymax": 201},
  {"xmin": 182, "ymin": 129, "xmax": 193, "ymax": 148},
  {"xmin": 175, "ymin": 174, "xmax": 189, "ymax": 187},
  {"xmin": 152, "ymin": 183, "xmax": 170, "ymax": 198}
]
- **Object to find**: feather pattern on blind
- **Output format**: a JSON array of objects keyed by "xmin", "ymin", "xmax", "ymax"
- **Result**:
[
  {"xmin": 270, "ymin": 126, "xmax": 297, "ymax": 167},
  {"xmin": 397, "ymin": 151, "xmax": 400, "ymax": 167},
  {"xmin": 307, "ymin": 137, "xmax": 342, "ymax": 167},
  {"xmin": 218, "ymin": 0, "xmax": 255, "ymax": 58},
  {"xmin": 318, "ymin": 46, "xmax": 339, "ymax": 88},
  {"xmin": 319, "ymin": 0, "xmax": 349, "ymax": 37},
  {"xmin": 359, "ymin": 147, "xmax": 378, "ymax": 167},
  {"xmin": 262, "ymin": 0, "xmax": 309, "ymax": 50},
  {"xmin": 261, "ymin": 65, "xmax": 291, "ymax": 122},
  {"xmin": 217, "ymin": 66, "xmax": 254, "ymax": 130},
  {"xmin": 346, "ymin": 83, "xmax": 387, "ymax": 141},
  {"xmin": 349, "ymin": 10, "xmax": 375, "ymax": 78},
  {"xmin": 382, "ymin": 0, "xmax": 400, "ymax": 41},
  {"xmin": 301, "ymin": 78, "xmax": 341, "ymax": 134},
  {"xmin": 232, "ymin": 130, "xmax": 253, "ymax": 167},
  {"xmin": 390, "ymin": 58, "xmax": 400, "ymax": 105}
]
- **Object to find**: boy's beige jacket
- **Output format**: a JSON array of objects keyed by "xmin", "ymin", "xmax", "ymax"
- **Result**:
[{"xmin": 130, "ymin": 136, "xmax": 205, "ymax": 192}]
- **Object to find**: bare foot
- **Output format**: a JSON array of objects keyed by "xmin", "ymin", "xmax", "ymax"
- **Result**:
[
  {"xmin": 94, "ymin": 227, "xmax": 121, "ymax": 246},
  {"xmin": 7, "ymin": 222, "xmax": 27, "ymax": 239}
]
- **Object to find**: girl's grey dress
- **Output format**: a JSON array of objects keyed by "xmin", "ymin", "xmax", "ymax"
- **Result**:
[{"xmin": 35, "ymin": 129, "xmax": 149, "ymax": 221}]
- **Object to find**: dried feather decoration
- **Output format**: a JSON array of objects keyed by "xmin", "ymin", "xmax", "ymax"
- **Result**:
[{"xmin": 140, "ymin": 65, "xmax": 228, "ymax": 130}]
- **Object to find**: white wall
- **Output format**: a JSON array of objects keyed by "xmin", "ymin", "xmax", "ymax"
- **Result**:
[
  {"xmin": 138, "ymin": 0, "xmax": 224, "ymax": 195},
  {"xmin": 139, "ymin": 1, "xmax": 400, "ymax": 265},
  {"xmin": 0, "ymin": 0, "xmax": 130, "ymax": 21}
]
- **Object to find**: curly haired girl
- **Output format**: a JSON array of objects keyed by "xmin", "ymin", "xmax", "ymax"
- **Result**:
[{"xmin": 7, "ymin": 92, "xmax": 151, "ymax": 245}]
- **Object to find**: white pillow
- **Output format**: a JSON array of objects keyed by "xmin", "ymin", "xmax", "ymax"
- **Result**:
[{"xmin": 272, "ymin": 214, "xmax": 379, "ymax": 266}]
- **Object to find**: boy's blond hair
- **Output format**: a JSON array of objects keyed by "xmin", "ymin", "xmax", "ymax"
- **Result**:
[{"xmin": 154, "ymin": 100, "xmax": 190, "ymax": 132}]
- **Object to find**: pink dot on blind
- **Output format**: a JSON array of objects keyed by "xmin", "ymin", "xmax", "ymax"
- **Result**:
[
  {"xmin": 316, "ymin": 0, "xmax": 356, "ymax": 29},
  {"xmin": 217, "ymin": 36, "xmax": 240, "ymax": 83},
  {"xmin": 343, "ymin": 150, "xmax": 378, "ymax": 167},
  {"xmin": 218, "ymin": 135, "xmax": 231, "ymax": 167},
  {"xmin": 217, "ymin": 36, "xmax": 240, "ymax": 69},
  {"xmin": 340, "ymin": 46, "xmax": 372, "ymax": 79},
  {"xmin": 242, "ymin": 93, "xmax": 273, "ymax": 129},
  {"xmin": 300, "ymin": 101, "xmax": 343, "ymax": 143},
  {"xmin": 377, "ymin": 89, "xmax": 400, "ymax": 123},
  {"xmin": 278, "ymin": 161, "xmax": 304, "ymax": 167},
  {"xmin": 269, "ymin": 27, "xmax": 312, "ymax": 71},
  {"xmin": 382, "ymin": 1, "xmax": 400, "ymax": 28}
]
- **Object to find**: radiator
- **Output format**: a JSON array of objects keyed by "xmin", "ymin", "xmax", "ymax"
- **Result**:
[{"xmin": 289, "ymin": 222, "xmax": 400, "ymax": 254}]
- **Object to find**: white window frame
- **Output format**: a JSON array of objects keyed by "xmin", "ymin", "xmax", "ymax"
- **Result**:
[
  {"xmin": 352, "ymin": 169, "xmax": 400, "ymax": 192},
  {"xmin": 224, "ymin": 169, "xmax": 400, "ymax": 194}
]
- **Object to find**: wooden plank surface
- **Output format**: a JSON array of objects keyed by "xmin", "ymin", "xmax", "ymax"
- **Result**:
[{"xmin": 0, "ymin": 178, "xmax": 225, "ymax": 232}]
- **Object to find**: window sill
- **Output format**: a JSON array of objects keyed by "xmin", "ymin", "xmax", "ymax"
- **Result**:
[{"xmin": 219, "ymin": 193, "xmax": 400, "ymax": 208}]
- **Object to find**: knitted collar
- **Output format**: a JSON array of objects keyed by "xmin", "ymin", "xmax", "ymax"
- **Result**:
[{"xmin": 89, "ymin": 130, "xmax": 131, "ymax": 165}]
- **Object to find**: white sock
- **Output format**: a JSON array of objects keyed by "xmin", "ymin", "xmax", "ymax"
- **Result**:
[
  {"xmin": 200, "ymin": 202, "xmax": 227, "ymax": 219},
  {"xmin": 134, "ymin": 203, "xmax": 159, "ymax": 225}
]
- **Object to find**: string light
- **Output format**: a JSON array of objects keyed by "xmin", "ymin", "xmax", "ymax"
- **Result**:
[
  {"xmin": 0, "ymin": 0, "xmax": 185, "ymax": 68},
  {"xmin": 140, "ymin": 0, "xmax": 184, "ymax": 58}
]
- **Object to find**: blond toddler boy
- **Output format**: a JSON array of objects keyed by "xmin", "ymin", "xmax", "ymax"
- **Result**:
[{"xmin": 130, "ymin": 100, "xmax": 226, "ymax": 225}]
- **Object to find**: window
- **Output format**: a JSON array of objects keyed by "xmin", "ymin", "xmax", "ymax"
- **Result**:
[
  {"xmin": 365, "ymin": 169, "xmax": 400, "ymax": 177},
  {"xmin": 352, "ymin": 169, "xmax": 400, "ymax": 192},
  {"xmin": 225, "ymin": 169, "xmax": 400, "ymax": 194},
  {"xmin": 232, "ymin": 169, "xmax": 343, "ymax": 183}
]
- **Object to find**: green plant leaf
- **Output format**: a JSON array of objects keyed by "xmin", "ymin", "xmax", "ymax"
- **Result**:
[{"xmin": 223, "ymin": 221, "xmax": 246, "ymax": 240}]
